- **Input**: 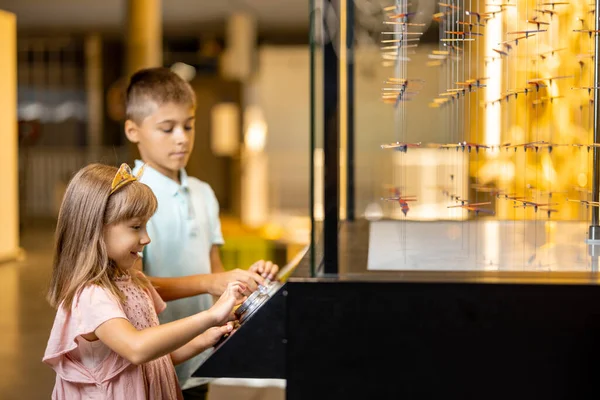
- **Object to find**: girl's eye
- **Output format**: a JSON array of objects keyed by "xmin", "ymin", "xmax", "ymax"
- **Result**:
[
  {"xmin": 184, "ymin": 125, "xmax": 193, "ymax": 131},
  {"xmin": 161, "ymin": 128, "xmax": 173, "ymax": 134}
]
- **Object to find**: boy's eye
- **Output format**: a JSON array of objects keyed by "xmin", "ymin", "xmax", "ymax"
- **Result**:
[
  {"xmin": 131, "ymin": 225, "xmax": 141, "ymax": 230},
  {"xmin": 161, "ymin": 127, "xmax": 174, "ymax": 133},
  {"xmin": 184, "ymin": 125, "xmax": 193, "ymax": 131}
]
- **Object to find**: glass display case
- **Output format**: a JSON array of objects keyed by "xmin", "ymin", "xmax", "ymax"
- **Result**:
[
  {"xmin": 309, "ymin": 0, "xmax": 600, "ymax": 277},
  {"xmin": 198, "ymin": 4, "xmax": 600, "ymax": 398}
]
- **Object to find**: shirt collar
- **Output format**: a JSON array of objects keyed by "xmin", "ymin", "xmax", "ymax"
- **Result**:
[{"xmin": 134, "ymin": 159, "xmax": 189, "ymax": 196}]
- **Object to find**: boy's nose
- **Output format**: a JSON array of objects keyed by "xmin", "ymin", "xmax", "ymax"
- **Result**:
[{"xmin": 174, "ymin": 128, "xmax": 190, "ymax": 145}]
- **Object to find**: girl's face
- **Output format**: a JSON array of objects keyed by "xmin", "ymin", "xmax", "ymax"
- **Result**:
[{"xmin": 103, "ymin": 217, "xmax": 151, "ymax": 271}]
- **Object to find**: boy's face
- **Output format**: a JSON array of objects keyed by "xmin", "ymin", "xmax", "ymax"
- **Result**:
[{"xmin": 125, "ymin": 102, "xmax": 195, "ymax": 182}]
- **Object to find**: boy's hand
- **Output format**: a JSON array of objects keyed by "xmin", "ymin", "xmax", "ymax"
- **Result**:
[
  {"xmin": 209, "ymin": 282, "xmax": 246, "ymax": 325},
  {"xmin": 209, "ymin": 269, "xmax": 265, "ymax": 296},
  {"xmin": 249, "ymin": 260, "xmax": 279, "ymax": 281}
]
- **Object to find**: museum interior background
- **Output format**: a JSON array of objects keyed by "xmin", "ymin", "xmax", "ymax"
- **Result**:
[{"xmin": 2, "ymin": 0, "xmax": 600, "ymax": 398}]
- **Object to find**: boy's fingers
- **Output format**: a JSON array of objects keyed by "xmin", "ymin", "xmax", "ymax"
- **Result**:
[
  {"xmin": 263, "ymin": 262, "xmax": 279, "ymax": 279},
  {"xmin": 249, "ymin": 260, "xmax": 266, "ymax": 274},
  {"xmin": 266, "ymin": 261, "xmax": 274, "ymax": 276},
  {"xmin": 245, "ymin": 270, "xmax": 265, "ymax": 286},
  {"xmin": 231, "ymin": 271, "xmax": 260, "ymax": 292}
]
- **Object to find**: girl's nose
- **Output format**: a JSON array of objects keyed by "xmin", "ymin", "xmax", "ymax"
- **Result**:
[{"xmin": 140, "ymin": 232, "xmax": 151, "ymax": 245}]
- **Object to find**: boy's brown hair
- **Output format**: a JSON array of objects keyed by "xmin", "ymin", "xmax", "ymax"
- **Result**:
[{"xmin": 125, "ymin": 67, "xmax": 196, "ymax": 124}]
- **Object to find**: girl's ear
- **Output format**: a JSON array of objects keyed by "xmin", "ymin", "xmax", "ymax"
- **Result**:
[{"xmin": 124, "ymin": 120, "xmax": 140, "ymax": 144}]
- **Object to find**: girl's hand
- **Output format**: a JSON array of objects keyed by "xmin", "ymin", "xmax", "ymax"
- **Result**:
[
  {"xmin": 209, "ymin": 281, "xmax": 246, "ymax": 325},
  {"xmin": 201, "ymin": 322, "xmax": 235, "ymax": 348}
]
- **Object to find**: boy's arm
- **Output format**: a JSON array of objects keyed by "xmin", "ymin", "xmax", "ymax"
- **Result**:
[
  {"xmin": 147, "ymin": 274, "xmax": 216, "ymax": 302},
  {"xmin": 210, "ymin": 244, "xmax": 225, "ymax": 274},
  {"xmin": 210, "ymin": 244, "xmax": 279, "ymax": 282},
  {"xmin": 139, "ymin": 244, "xmax": 263, "ymax": 301},
  {"xmin": 147, "ymin": 269, "xmax": 263, "ymax": 301},
  {"xmin": 210, "ymin": 245, "xmax": 226, "ymax": 303},
  {"xmin": 134, "ymin": 253, "xmax": 218, "ymax": 300},
  {"xmin": 142, "ymin": 248, "xmax": 278, "ymax": 302}
]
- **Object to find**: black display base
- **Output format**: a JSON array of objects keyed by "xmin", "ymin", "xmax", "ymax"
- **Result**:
[
  {"xmin": 195, "ymin": 220, "xmax": 600, "ymax": 399},
  {"xmin": 193, "ymin": 283, "xmax": 287, "ymax": 379},
  {"xmin": 284, "ymin": 280, "xmax": 600, "ymax": 400}
]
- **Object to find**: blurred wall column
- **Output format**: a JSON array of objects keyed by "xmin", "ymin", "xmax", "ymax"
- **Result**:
[
  {"xmin": 126, "ymin": 0, "xmax": 162, "ymax": 74},
  {"xmin": 0, "ymin": 11, "xmax": 19, "ymax": 262},
  {"xmin": 220, "ymin": 13, "xmax": 267, "ymax": 227},
  {"xmin": 125, "ymin": 0, "xmax": 162, "ymax": 158},
  {"xmin": 85, "ymin": 34, "xmax": 103, "ymax": 151},
  {"xmin": 221, "ymin": 12, "xmax": 256, "ymax": 81},
  {"xmin": 241, "ymin": 83, "xmax": 269, "ymax": 228}
]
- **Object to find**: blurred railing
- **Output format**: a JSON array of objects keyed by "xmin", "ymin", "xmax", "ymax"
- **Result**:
[
  {"xmin": 20, "ymin": 145, "xmax": 307, "ymax": 272},
  {"xmin": 20, "ymin": 146, "xmax": 129, "ymax": 218}
]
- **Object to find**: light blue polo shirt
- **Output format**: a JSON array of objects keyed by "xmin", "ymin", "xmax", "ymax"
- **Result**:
[{"xmin": 133, "ymin": 160, "xmax": 224, "ymax": 389}]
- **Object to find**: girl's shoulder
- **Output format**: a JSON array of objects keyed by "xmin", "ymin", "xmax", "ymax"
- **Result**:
[
  {"xmin": 74, "ymin": 282, "xmax": 122, "ymax": 310},
  {"xmin": 43, "ymin": 284, "xmax": 129, "ymax": 368}
]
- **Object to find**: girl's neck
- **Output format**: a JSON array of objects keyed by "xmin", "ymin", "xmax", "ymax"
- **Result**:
[{"xmin": 108, "ymin": 263, "xmax": 130, "ymax": 280}]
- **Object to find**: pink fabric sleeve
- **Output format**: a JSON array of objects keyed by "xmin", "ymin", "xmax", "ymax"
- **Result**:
[
  {"xmin": 76, "ymin": 285, "xmax": 130, "ymax": 334},
  {"xmin": 43, "ymin": 285, "xmax": 128, "ymax": 363}
]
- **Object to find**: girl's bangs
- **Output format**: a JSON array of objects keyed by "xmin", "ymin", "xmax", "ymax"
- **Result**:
[{"xmin": 106, "ymin": 181, "xmax": 157, "ymax": 223}]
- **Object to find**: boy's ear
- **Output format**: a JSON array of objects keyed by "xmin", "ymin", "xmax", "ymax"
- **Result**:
[{"xmin": 124, "ymin": 120, "xmax": 140, "ymax": 143}]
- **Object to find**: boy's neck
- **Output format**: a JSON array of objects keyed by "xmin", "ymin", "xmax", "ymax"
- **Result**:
[{"xmin": 143, "ymin": 161, "xmax": 181, "ymax": 184}]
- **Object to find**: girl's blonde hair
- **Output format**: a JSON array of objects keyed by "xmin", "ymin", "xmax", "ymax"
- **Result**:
[{"xmin": 47, "ymin": 163, "xmax": 157, "ymax": 309}]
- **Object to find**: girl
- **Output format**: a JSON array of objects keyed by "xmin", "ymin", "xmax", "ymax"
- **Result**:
[{"xmin": 43, "ymin": 163, "xmax": 246, "ymax": 399}]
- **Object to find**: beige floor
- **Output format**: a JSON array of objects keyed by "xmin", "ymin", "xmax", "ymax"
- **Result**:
[
  {"xmin": 0, "ymin": 223, "xmax": 284, "ymax": 399},
  {"xmin": 208, "ymin": 380, "xmax": 285, "ymax": 400}
]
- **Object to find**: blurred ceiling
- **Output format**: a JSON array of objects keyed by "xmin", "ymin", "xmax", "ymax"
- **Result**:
[{"xmin": 0, "ymin": 0, "xmax": 308, "ymax": 33}]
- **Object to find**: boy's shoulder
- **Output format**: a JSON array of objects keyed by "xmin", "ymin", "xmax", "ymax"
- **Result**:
[
  {"xmin": 186, "ymin": 175, "xmax": 216, "ymax": 198},
  {"xmin": 134, "ymin": 162, "xmax": 215, "ymax": 198}
]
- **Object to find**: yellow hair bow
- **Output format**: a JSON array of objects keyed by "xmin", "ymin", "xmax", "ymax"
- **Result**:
[{"xmin": 110, "ymin": 163, "xmax": 145, "ymax": 195}]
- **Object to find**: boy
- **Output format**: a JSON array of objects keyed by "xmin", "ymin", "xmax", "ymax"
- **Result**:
[{"xmin": 124, "ymin": 67, "xmax": 278, "ymax": 400}]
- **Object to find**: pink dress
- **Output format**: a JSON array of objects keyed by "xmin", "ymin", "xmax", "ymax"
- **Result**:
[{"xmin": 43, "ymin": 276, "xmax": 183, "ymax": 400}]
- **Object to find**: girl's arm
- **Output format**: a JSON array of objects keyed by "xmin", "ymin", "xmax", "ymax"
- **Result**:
[{"xmin": 92, "ymin": 282, "xmax": 245, "ymax": 365}]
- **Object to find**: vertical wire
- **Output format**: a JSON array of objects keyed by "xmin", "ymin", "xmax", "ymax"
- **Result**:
[
  {"xmin": 514, "ymin": 0, "xmax": 519, "ymax": 267},
  {"xmin": 534, "ymin": 0, "xmax": 539, "ymax": 263},
  {"xmin": 405, "ymin": 0, "xmax": 409, "ymax": 258}
]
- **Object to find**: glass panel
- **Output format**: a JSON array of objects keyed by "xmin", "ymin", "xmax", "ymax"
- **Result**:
[
  {"xmin": 310, "ymin": 0, "xmax": 325, "ymax": 277},
  {"xmin": 350, "ymin": 0, "xmax": 599, "ymax": 272}
]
